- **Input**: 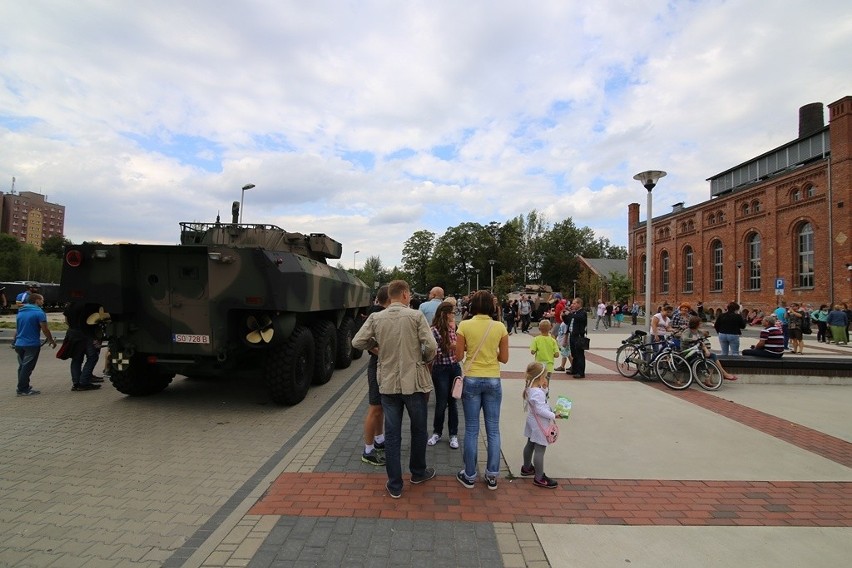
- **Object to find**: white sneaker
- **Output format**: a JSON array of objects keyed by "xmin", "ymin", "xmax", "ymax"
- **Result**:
[
  {"xmin": 427, "ymin": 434, "xmax": 441, "ymax": 446},
  {"xmin": 449, "ymin": 436, "xmax": 459, "ymax": 449}
]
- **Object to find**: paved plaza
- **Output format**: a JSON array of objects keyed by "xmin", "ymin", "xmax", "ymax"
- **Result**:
[{"xmin": 1, "ymin": 323, "xmax": 850, "ymax": 567}]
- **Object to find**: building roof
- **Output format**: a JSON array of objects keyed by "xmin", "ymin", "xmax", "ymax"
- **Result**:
[{"xmin": 577, "ymin": 257, "xmax": 627, "ymax": 280}]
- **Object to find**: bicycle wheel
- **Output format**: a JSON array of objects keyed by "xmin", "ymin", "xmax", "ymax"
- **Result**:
[
  {"xmin": 691, "ymin": 358, "xmax": 723, "ymax": 391},
  {"xmin": 615, "ymin": 344, "xmax": 641, "ymax": 378},
  {"xmin": 655, "ymin": 352, "xmax": 692, "ymax": 390}
]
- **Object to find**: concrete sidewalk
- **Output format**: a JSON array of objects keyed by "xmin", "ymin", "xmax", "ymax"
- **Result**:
[{"xmin": 0, "ymin": 324, "xmax": 850, "ymax": 567}]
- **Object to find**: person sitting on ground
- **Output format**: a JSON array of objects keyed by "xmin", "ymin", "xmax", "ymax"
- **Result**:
[
  {"xmin": 682, "ymin": 316, "xmax": 737, "ymax": 381},
  {"xmin": 741, "ymin": 315, "xmax": 784, "ymax": 358}
]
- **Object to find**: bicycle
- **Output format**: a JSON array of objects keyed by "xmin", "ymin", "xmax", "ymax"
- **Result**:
[
  {"xmin": 615, "ymin": 330, "xmax": 693, "ymax": 389},
  {"xmin": 677, "ymin": 338, "xmax": 723, "ymax": 391}
]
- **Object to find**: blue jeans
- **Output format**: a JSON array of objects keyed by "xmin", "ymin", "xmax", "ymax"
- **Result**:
[
  {"xmin": 70, "ymin": 338, "xmax": 101, "ymax": 385},
  {"xmin": 431, "ymin": 363, "xmax": 460, "ymax": 437},
  {"xmin": 16, "ymin": 346, "xmax": 41, "ymax": 393},
  {"xmin": 717, "ymin": 333, "xmax": 740, "ymax": 356},
  {"xmin": 381, "ymin": 392, "xmax": 429, "ymax": 494},
  {"xmin": 781, "ymin": 323, "xmax": 789, "ymax": 349},
  {"xmin": 460, "ymin": 377, "xmax": 502, "ymax": 481}
]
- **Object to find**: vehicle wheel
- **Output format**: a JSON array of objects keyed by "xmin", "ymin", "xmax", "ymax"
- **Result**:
[
  {"xmin": 691, "ymin": 359, "xmax": 723, "ymax": 391},
  {"xmin": 311, "ymin": 320, "xmax": 337, "ymax": 385},
  {"xmin": 335, "ymin": 317, "xmax": 355, "ymax": 369},
  {"xmin": 109, "ymin": 353, "xmax": 174, "ymax": 396},
  {"xmin": 266, "ymin": 326, "xmax": 315, "ymax": 405},
  {"xmin": 655, "ymin": 352, "xmax": 692, "ymax": 390},
  {"xmin": 615, "ymin": 344, "xmax": 641, "ymax": 378}
]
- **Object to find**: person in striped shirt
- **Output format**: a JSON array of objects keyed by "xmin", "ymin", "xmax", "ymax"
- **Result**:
[{"xmin": 742, "ymin": 315, "xmax": 784, "ymax": 358}]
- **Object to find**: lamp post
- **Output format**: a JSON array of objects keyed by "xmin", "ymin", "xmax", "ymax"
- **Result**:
[
  {"xmin": 239, "ymin": 183, "xmax": 255, "ymax": 224},
  {"xmin": 475, "ymin": 270, "xmax": 480, "ymax": 291},
  {"xmin": 573, "ymin": 279, "xmax": 577, "ymax": 300},
  {"xmin": 489, "ymin": 259, "xmax": 496, "ymax": 290},
  {"xmin": 353, "ymin": 250, "xmax": 360, "ymax": 270},
  {"xmin": 633, "ymin": 170, "xmax": 667, "ymax": 324},
  {"xmin": 736, "ymin": 261, "xmax": 743, "ymax": 306}
]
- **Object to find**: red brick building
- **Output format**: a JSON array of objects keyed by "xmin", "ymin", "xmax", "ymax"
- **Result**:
[
  {"xmin": 628, "ymin": 96, "xmax": 852, "ymax": 319},
  {"xmin": 0, "ymin": 190, "xmax": 66, "ymax": 248}
]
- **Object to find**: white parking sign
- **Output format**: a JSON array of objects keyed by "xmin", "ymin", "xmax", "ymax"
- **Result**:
[{"xmin": 775, "ymin": 278, "xmax": 784, "ymax": 290}]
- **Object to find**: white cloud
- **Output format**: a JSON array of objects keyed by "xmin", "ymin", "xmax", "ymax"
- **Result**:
[{"xmin": 1, "ymin": 0, "xmax": 850, "ymax": 267}]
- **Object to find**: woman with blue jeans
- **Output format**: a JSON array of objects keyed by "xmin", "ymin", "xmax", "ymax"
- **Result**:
[
  {"xmin": 713, "ymin": 301, "xmax": 746, "ymax": 355},
  {"xmin": 454, "ymin": 291, "xmax": 509, "ymax": 490}
]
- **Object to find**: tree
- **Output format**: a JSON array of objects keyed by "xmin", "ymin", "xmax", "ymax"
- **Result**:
[
  {"xmin": 606, "ymin": 272, "xmax": 634, "ymax": 303},
  {"xmin": 0, "ymin": 234, "xmax": 22, "ymax": 281},
  {"xmin": 516, "ymin": 211, "xmax": 548, "ymax": 283},
  {"xmin": 401, "ymin": 230, "xmax": 435, "ymax": 293},
  {"xmin": 428, "ymin": 222, "xmax": 488, "ymax": 294},
  {"xmin": 358, "ymin": 255, "xmax": 388, "ymax": 290},
  {"xmin": 41, "ymin": 235, "xmax": 71, "ymax": 259}
]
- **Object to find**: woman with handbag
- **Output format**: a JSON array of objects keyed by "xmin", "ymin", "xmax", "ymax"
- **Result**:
[
  {"xmin": 519, "ymin": 362, "xmax": 558, "ymax": 488},
  {"xmin": 455, "ymin": 290, "xmax": 509, "ymax": 490},
  {"xmin": 428, "ymin": 302, "xmax": 460, "ymax": 449}
]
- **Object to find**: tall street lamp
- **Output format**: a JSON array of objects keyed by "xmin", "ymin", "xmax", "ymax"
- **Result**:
[
  {"xmin": 240, "ymin": 183, "xmax": 255, "ymax": 224},
  {"xmin": 633, "ymin": 170, "xmax": 667, "ymax": 323},
  {"xmin": 353, "ymin": 250, "xmax": 361, "ymax": 270},
  {"xmin": 489, "ymin": 259, "xmax": 496, "ymax": 290},
  {"xmin": 736, "ymin": 261, "xmax": 743, "ymax": 306},
  {"xmin": 573, "ymin": 279, "xmax": 577, "ymax": 300},
  {"xmin": 475, "ymin": 270, "xmax": 480, "ymax": 291}
]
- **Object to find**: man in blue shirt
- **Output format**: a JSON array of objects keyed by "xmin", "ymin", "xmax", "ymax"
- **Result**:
[
  {"xmin": 13, "ymin": 293, "xmax": 57, "ymax": 396},
  {"xmin": 418, "ymin": 286, "xmax": 444, "ymax": 326},
  {"xmin": 774, "ymin": 301, "xmax": 790, "ymax": 350},
  {"xmin": 16, "ymin": 282, "xmax": 39, "ymax": 304}
]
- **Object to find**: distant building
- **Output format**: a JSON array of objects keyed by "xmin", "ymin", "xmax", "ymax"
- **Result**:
[
  {"xmin": 576, "ymin": 257, "xmax": 628, "ymax": 303},
  {"xmin": 0, "ymin": 191, "xmax": 66, "ymax": 248},
  {"xmin": 627, "ymin": 96, "xmax": 852, "ymax": 318}
]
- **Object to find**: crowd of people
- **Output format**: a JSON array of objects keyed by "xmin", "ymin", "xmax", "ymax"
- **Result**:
[{"xmin": 352, "ymin": 282, "xmax": 585, "ymax": 498}]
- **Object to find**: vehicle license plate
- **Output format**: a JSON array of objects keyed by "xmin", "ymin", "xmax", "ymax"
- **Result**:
[{"xmin": 173, "ymin": 334, "xmax": 210, "ymax": 344}]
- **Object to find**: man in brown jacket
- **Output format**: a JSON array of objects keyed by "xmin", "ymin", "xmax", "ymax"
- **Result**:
[{"xmin": 352, "ymin": 279, "xmax": 438, "ymax": 498}]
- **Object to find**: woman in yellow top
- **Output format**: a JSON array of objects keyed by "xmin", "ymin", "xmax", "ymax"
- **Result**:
[{"xmin": 454, "ymin": 291, "xmax": 509, "ymax": 490}]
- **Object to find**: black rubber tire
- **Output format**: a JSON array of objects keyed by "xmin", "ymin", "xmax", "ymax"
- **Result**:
[
  {"xmin": 109, "ymin": 353, "xmax": 174, "ymax": 396},
  {"xmin": 615, "ymin": 344, "xmax": 641, "ymax": 378},
  {"xmin": 336, "ymin": 317, "xmax": 355, "ymax": 369},
  {"xmin": 266, "ymin": 326, "xmax": 314, "ymax": 405},
  {"xmin": 311, "ymin": 320, "xmax": 337, "ymax": 385}
]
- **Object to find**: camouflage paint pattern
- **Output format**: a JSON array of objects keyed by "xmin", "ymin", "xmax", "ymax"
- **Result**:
[{"xmin": 60, "ymin": 222, "xmax": 371, "ymax": 379}]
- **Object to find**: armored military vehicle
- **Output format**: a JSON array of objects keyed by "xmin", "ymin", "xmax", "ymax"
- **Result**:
[
  {"xmin": 506, "ymin": 284, "xmax": 555, "ymax": 321},
  {"xmin": 60, "ymin": 202, "xmax": 371, "ymax": 405}
]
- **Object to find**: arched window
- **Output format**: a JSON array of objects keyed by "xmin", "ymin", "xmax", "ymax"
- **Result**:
[
  {"xmin": 660, "ymin": 251, "xmax": 670, "ymax": 293},
  {"xmin": 712, "ymin": 240, "xmax": 724, "ymax": 291},
  {"xmin": 752, "ymin": 200, "xmax": 761, "ymax": 213},
  {"xmin": 806, "ymin": 185, "xmax": 816, "ymax": 198},
  {"xmin": 640, "ymin": 254, "xmax": 647, "ymax": 293},
  {"xmin": 798, "ymin": 223, "xmax": 814, "ymax": 287},
  {"xmin": 708, "ymin": 213, "xmax": 716, "ymax": 225},
  {"xmin": 747, "ymin": 233, "xmax": 761, "ymax": 290},
  {"xmin": 791, "ymin": 188, "xmax": 801, "ymax": 202},
  {"xmin": 717, "ymin": 211, "xmax": 725, "ymax": 222},
  {"xmin": 683, "ymin": 246, "xmax": 694, "ymax": 293},
  {"xmin": 687, "ymin": 220, "xmax": 694, "ymax": 231},
  {"xmin": 741, "ymin": 203, "xmax": 750, "ymax": 215}
]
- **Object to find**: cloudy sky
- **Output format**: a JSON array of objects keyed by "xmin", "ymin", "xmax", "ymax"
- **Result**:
[{"xmin": 2, "ymin": 1, "xmax": 850, "ymax": 268}]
